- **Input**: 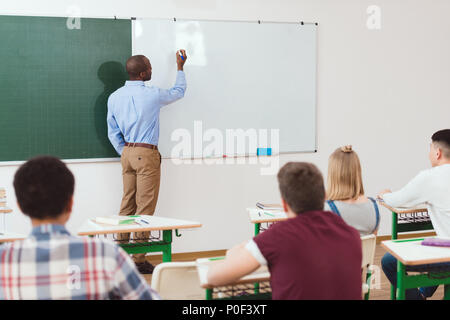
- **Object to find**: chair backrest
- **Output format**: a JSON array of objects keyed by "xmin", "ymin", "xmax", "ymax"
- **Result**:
[
  {"xmin": 361, "ymin": 234, "xmax": 377, "ymax": 269},
  {"xmin": 360, "ymin": 234, "xmax": 377, "ymax": 296},
  {"xmin": 151, "ymin": 261, "xmax": 204, "ymax": 300}
]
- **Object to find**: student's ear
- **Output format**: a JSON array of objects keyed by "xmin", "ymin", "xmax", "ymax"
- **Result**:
[
  {"xmin": 436, "ymin": 147, "xmax": 443, "ymax": 160},
  {"xmin": 281, "ymin": 198, "xmax": 289, "ymax": 213}
]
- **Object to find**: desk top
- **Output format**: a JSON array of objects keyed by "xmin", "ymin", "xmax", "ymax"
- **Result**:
[
  {"xmin": 382, "ymin": 237, "xmax": 450, "ymax": 265},
  {"xmin": 77, "ymin": 215, "xmax": 202, "ymax": 236},
  {"xmin": 378, "ymin": 200, "xmax": 428, "ymax": 214},
  {"xmin": 0, "ymin": 232, "xmax": 27, "ymax": 243},
  {"xmin": 196, "ymin": 257, "xmax": 270, "ymax": 289},
  {"xmin": 247, "ymin": 208, "xmax": 287, "ymax": 224}
]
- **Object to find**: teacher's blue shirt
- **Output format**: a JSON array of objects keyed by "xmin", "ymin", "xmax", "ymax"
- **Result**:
[{"xmin": 107, "ymin": 71, "xmax": 186, "ymax": 155}]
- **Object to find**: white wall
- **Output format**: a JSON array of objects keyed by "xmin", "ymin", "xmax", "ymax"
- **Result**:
[{"xmin": 1, "ymin": 0, "xmax": 449, "ymax": 253}]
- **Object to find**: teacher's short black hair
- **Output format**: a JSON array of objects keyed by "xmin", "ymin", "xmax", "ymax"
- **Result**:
[
  {"xmin": 13, "ymin": 156, "xmax": 75, "ymax": 220},
  {"xmin": 432, "ymin": 129, "xmax": 450, "ymax": 158}
]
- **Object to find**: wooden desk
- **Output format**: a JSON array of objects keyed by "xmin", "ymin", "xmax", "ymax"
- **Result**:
[
  {"xmin": 247, "ymin": 208, "xmax": 287, "ymax": 236},
  {"xmin": 196, "ymin": 257, "xmax": 271, "ymax": 300},
  {"xmin": 78, "ymin": 216, "xmax": 202, "ymax": 262},
  {"xmin": 0, "ymin": 232, "xmax": 27, "ymax": 243},
  {"xmin": 0, "ymin": 207, "xmax": 12, "ymax": 214},
  {"xmin": 382, "ymin": 238, "xmax": 450, "ymax": 300}
]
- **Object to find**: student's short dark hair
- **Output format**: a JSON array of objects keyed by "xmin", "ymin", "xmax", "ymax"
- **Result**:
[
  {"xmin": 277, "ymin": 162, "xmax": 325, "ymax": 214},
  {"xmin": 432, "ymin": 129, "xmax": 450, "ymax": 158},
  {"xmin": 13, "ymin": 156, "xmax": 75, "ymax": 220}
]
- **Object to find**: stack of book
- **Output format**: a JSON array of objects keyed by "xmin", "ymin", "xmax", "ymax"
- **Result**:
[{"xmin": 256, "ymin": 202, "xmax": 283, "ymax": 211}]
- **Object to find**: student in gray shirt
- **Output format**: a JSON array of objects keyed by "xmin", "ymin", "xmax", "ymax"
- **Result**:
[{"xmin": 324, "ymin": 145, "xmax": 379, "ymax": 236}]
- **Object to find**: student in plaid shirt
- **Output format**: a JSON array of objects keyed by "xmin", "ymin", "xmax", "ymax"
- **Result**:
[{"xmin": 0, "ymin": 156, "xmax": 160, "ymax": 300}]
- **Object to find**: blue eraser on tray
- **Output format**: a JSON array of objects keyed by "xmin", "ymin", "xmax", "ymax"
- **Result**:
[{"xmin": 257, "ymin": 148, "xmax": 272, "ymax": 156}]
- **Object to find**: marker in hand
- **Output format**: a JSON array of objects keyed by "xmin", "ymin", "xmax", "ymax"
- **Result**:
[{"xmin": 178, "ymin": 50, "xmax": 184, "ymax": 61}]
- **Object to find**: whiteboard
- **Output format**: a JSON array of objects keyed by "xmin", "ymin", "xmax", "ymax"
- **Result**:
[{"xmin": 132, "ymin": 19, "xmax": 317, "ymax": 158}]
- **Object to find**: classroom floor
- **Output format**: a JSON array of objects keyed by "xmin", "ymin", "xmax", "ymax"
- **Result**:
[{"xmin": 141, "ymin": 244, "xmax": 445, "ymax": 300}]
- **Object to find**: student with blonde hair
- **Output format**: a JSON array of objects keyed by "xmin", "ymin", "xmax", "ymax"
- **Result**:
[{"xmin": 325, "ymin": 145, "xmax": 380, "ymax": 235}]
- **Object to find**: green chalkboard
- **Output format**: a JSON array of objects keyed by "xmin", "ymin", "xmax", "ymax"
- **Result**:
[{"xmin": 0, "ymin": 15, "xmax": 131, "ymax": 161}]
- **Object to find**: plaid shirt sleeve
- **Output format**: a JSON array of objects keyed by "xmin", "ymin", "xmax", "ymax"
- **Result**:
[{"xmin": 113, "ymin": 246, "xmax": 161, "ymax": 300}]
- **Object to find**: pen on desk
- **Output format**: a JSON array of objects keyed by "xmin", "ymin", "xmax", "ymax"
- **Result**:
[
  {"xmin": 264, "ymin": 211, "xmax": 275, "ymax": 217},
  {"xmin": 136, "ymin": 218, "xmax": 149, "ymax": 225}
]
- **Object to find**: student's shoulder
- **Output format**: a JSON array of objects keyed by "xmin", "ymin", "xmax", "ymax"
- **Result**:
[
  {"xmin": 257, "ymin": 215, "xmax": 307, "ymax": 240},
  {"xmin": 406, "ymin": 166, "xmax": 440, "ymax": 185},
  {"xmin": 414, "ymin": 164, "xmax": 450, "ymax": 179},
  {"xmin": 429, "ymin": 164, "xmax": 450, "ymax": 176},
  {"xmin": 73, "ymin": 236, "xmax": 123, "ymax": 255}
]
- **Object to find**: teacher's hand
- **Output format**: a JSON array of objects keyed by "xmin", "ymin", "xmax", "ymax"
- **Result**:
[{"xmin": 176, "ymin": 49, "xmax": 187, "ymax": 71}]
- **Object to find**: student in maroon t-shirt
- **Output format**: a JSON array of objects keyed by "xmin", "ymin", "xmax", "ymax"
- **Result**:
[{"xmin": 208, "ymin": 162, "xmax": 362, "ymax": 300}]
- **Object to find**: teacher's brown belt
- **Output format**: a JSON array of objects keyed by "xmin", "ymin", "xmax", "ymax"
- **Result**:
[{"xmin": 124, "ymin": 142, "xmax": 158, "ymax": 150}]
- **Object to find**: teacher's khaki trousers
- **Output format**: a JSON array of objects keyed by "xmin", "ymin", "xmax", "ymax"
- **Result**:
[{"xmin": 118, "ymin": 146, "xmax": 161, "ymax": 263}]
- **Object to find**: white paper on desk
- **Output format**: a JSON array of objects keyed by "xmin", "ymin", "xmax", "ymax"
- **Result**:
[{"xmin": 88, "ymin": 219, "xmax": 105, "ymax": 230}]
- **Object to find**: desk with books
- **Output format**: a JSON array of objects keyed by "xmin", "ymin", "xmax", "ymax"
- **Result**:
[
  {"xmin": 382, "ymin": 237, "xmax": 450, "ymax": 300},
  {"xmin": 378, "ymin": 201, "xmax": 433, "ymax": 300},
  {"xmin": 0, "ymin": 188, "xmax": 26, "ymax": 243},
  {"xmin": 0, "ymin": 232, "xmax": 27, "ymax": 243},
  {"xmin": 379, "ymin": 201, "xmax": 433, "ymax": 240},
  {"xmin": 247, "ymin": 205, "xmax": 285, "ymax": 295},
  {"xmin": 78, "ymin": 215, "xmax": 202, "ymax": 262},
  {"xmin": 196, "ymin": 257, "xmax": 271, "ymax": 300},
  {"xmin": 247, "ymin": 207, "xmax": 287, "ymax": 236}
]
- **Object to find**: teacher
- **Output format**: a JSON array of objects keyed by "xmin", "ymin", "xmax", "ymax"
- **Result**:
[{"xmin": 107, "ymin": 50, "xmax": 187, "ymax": 273}]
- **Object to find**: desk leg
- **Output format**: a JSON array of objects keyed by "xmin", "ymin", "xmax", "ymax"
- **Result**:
[
  {"xmin": 364, "ymin": 270, "xmax": 372, "ymax": 300},
  {"xmin": 444, "ymin": 285, "xmax": 450, "ymax": 300},
  {"xmin": 254, "ymin": 283, "xmax": 260, "ymax": 294},
  {"xmin": 206, "ymin": 289, "xmax": 213, "ymax": 300},
  {"xmin": 255, "ymin": 223, "xmax": 261, "ymax": 236},
  {"xmin": 391, "ymin": 212, "xmax": 398, "ymax": 240},
  {"xmin": 162, "ymin": 230, "xmax": 173, "ymax": 262},
  {"xmin": 390, "ymin": 212, "xmax": 398, "ymax": 300},
  {"xmin": 254, "ymin": 223, "xmax": 261, "ymax": 294},
  {"xmin": 396, "ymin": 261, "xmax": 406, "ymax": 300}
]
